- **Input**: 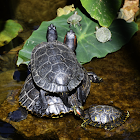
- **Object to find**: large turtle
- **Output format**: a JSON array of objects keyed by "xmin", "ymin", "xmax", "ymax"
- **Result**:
[
  {"xmin": 75, "ymin": 105, "xmax": 130, "ymax": 130},
  {"xmin": 30, "ymin": 23, "xmax": 101, "ymax": 111}
]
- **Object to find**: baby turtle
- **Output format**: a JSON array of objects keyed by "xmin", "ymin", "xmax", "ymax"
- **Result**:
[
  {"xmin": 76, "ymin": 105, "xmax": 129, "ymax": 131},
  {"xmin": 67, "ymin": 11, "xmax": 82, "ymax": 27},
  {"xmin": 95, "ymin": 26, "xmax": 112, "ymax": 43}
]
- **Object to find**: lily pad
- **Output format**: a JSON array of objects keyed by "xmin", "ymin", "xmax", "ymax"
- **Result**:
[
  {"xmin": 0, "ymin": 20, "xmax": 23, "ymax": 47},
  {"xmin": 80, "ymin": 0, "xmax": 122, "ymax": 27},
  {"xmin": 17, "ymin": 8, "xmax": 138, "ymax": 66}
]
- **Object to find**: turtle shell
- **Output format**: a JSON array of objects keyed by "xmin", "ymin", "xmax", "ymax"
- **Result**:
[
  {"xmin": 82, "ymin": 105, "xmax": 129, "ymax": 130},
  {"xmin": 19, "ymin": 74, "xmax": 40, "ymax": 112},
  {"xmin": 31, "ymin": 41, "xmax": 84, "ymax": 93},
  {"xmin": 19, "ymin": 71, "xmax": 90, "ymax": 117},
  {"xmin": 95, "ymin": 27, "xmax": 111, "ymax": 43}
]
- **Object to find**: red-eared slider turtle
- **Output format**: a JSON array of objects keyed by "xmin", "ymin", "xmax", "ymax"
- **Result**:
[
  {"xmin": 30, "ymin": 24, "xmax": 87, "ymax": 110},
  {"xmin": 95, "ymin": 26, "xmax": 112, "ymax": 43},
  {"xmin": 67, "ymin": 11, "xmax": 82, "ymax": 27},
  {"xmin": 75, "ymin": 105, "xmax": 129, "ymax": 130}
]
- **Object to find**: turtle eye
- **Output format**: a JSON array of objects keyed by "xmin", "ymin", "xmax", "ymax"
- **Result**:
[{"xmin": 53, "ymin": 26, "xmax": 56, "ymax": 31}]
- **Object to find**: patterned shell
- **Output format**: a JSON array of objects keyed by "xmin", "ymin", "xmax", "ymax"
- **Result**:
[
  {"xmin": 95, "ymin": 27, "xmax": 111, "ymax": 43},
  {"xmin": 31, "ymin": 41, "xmax": 84, "ymax": 93},
  {"xmin": 82, "ymin": 105, "xmax": 129, "ymax": 130}
]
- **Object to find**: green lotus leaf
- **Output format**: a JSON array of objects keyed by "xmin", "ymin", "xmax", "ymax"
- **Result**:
[
  {"xmin": 17, "ymin": 8, "xmax": 138, "ymax": 66},
  {"xmin": 0, "ymin": 20, "xmax": 23, "ymax": 47},
  {"xmin": 80, "ymin": 0, "xmax": 122, "ymax": 27}
]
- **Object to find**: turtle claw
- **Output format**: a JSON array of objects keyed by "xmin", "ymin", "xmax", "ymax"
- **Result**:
[
  {"xmin": 87, "ymin": 72, "xmax": 103, "ymax": 83},
  {"xmin": 33, "ymin": 99, "xmax": 47, "ymax": 116}
]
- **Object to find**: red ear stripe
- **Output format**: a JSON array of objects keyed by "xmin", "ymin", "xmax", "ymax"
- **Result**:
[
  {"xmin": 74, "ymin": 35, "xmax": 77, "ymax": 48},
  {"xmin": 64, "ymin": 35, "xmax": 66, "ymax": 44},
  {"xmin": 76, "ymin": 110, "xmax": 81, "ymax": 115}
]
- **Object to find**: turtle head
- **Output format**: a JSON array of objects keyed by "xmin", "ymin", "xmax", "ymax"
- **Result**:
[
  {"xmin": 64, "ymin": 29, "xmax": 77, "ymax": 54},
  {"xmin": 73, "ymin": 106, "xmax": 85, "ymax": 118},
  {"xmin": 47, "ymin": 24, "xmax": 58, "ymax": 42}
]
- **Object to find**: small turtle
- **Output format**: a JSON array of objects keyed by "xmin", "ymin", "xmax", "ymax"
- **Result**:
[
  {"xmin": 95, "ymin": 26, "xmax": 112, "ymax": 43},
  {"xmin": 67, "ymin": 11, "xmax": 82, "ymax": 27},
  {"xmin": 75, "ymin": 105, "xmax": 130, "ymax": 130}
]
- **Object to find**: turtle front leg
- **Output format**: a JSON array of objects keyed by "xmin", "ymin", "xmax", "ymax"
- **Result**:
[
  {"xmin": 33, "ymin": 89, "xmax": 48, "ymax": 116},
  {"xmin": 87, "ymin": 72, "xmax": 103, "ymax": 83},
  {"xmin": 77, "ymin": 86, "xmax": 87, "ymax": 103},
  {"xmin": 60, "ymin": 92, "xmax": 71, "ymax": 108}
]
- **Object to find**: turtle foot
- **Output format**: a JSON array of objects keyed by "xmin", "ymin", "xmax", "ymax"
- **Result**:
[
  {"xmin": 8, "ymin": 107, "xmax": 28, "ymax": 122},
  {"xmin": 87, "ymin": 72, "xmax": 103, "ymax": 83},
  {"xmin": 33, "ymin": 99, "xmax": 48, "ymax": 116}
]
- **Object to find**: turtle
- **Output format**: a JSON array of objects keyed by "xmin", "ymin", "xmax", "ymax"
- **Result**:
[
  {"xmin": 67, "ymin": 11, "xmax": 82, "ymax": 27},
  {"xmin": 30, "ymin": 23, "xmax": 99, "ymax": 112},
  {"xmin": 95, "ymin": 26, "xmax": 112, "ymax": 43},
  {"xmin": 75, "ymin": 105, "xmax": 130, "ymax": 131}
]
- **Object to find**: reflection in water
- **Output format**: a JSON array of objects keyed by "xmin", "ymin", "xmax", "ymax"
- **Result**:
[
  {"xmin": 0, "ymin": 120, "xmax": 14, "ymax": 138},
  {"xmin": 0, "ymin": 120, "xmax": 26, "ymax": 140}
]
